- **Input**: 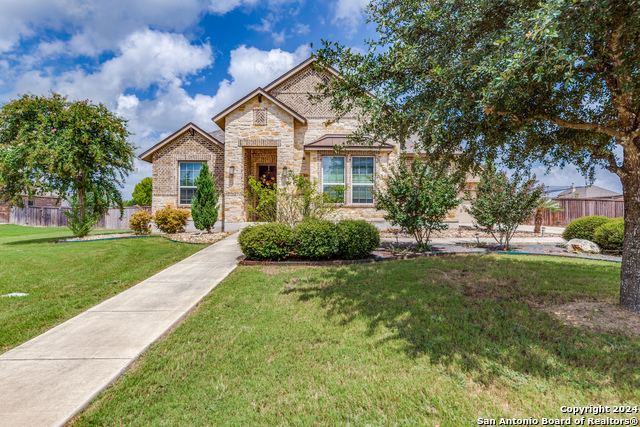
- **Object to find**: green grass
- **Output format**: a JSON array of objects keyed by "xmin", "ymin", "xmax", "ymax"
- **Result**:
[
  {"xmin": 0, "ymin": 225, "xmax": 206, "ymax": 353},
  {"xmin": 72, "ymin": 255, "xmax": 639, "ymax": 426}
]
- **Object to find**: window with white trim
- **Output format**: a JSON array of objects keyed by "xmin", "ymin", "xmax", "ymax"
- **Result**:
[
  {"xmin": 322, "ymin": 156, "xmax": 345, "ymax": 202},
  {"xmin": 351, "ymin": 156, "xmax": 374, "ymax": 204},
  {"xmin": 179, "ymin": 162, "xmax": 203, "ymax": 205}
]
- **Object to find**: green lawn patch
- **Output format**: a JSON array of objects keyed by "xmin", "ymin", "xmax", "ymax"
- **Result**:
[
  {"xmin": 0, "ymin": 225, "xmax": 206, "ymax": 353},
  {"xmin": 73, "ymin": 255, "xmax": 639, "ymax": 426}
]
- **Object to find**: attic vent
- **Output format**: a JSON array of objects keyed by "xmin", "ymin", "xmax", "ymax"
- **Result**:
[{"xmin": 253, "ymin": 108, "xmax": 267, "ymax": 126}]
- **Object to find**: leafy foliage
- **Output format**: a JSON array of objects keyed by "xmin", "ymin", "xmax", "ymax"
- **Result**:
[
  {"xmin": 0, "ymin": 93, "xmax": 135, "ymax": 237},
  {"xmin": 246, "ymin": 173, "xmax": 344, "ymax": 226},
  {"xmin": 312, "ymin": 0, "xmax": 640, "ymax": 310},
  {"xmin": 131, "ymin": 177, "xmax": 152, "ymax": 207},
  {"xmin": 467, "ymin": 164, "xmax": 543, "ymax": 250},
  {"xmin": 246, "ymin": 176, "xmax": 277, "ymax": 222},
  {"xmin": 563, "ymin": 216, "xmax": 612, "ymax": 242},
  {"xmin": 373, "ymin": 156, "xmax": 460, "ymax": 248},
  {"xmin": 129, "ymin": 210, "xmax": 153, "ymax": 235},
  {"xmin": 154, "ymin": 204, "xmax": 190, "ymax": 234},
  {"xmin": 337, "ymin": 219, "xmax": 380, "ymax": 259},
  {"xmin": 238, "ymin": 223, "xmax": 292, "ymax": 261},
  {"xmin": 66, "ymin": 193, "xmax": 104, "ymax": 238},
  {"xmin": 593, "ymin": 218, "xmax": 625, "ymax": 251},
  {"xmin": 191, "ymin": 164, "xmax": 220, "ymax": 232},
  {"xmin": 291, "ymin": 219, "xmax": 339, "ymax": 260}
]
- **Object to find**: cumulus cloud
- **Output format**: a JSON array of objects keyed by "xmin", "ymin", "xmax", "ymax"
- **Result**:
[
  {"xmin": 0, "ymin": 0, "xmax": 205, "ymax": 56},
  {"xmin": 332, "ymin": 0, "xmax": 370, "ymax": 33}
]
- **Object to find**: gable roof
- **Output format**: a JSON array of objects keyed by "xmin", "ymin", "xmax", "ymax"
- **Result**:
[
  {"xmin": 139, "ymin": 122, "xmax": 224, "ymax": 163},
  {"xmin": 304, "ymin": 134, "xmax": 394, "ymax": 151},
  {"xmin": 263, "ymin": 57, "xmax": 341, "ymax": 92},
  {"xmin": 211, "ymin": 88, "xmax": 307, "ymax": 130}
]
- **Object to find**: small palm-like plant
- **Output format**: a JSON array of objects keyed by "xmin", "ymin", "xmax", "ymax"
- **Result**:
[{"xmin": 533, "ymin": 198, "xmax": 563, "ymax": 234}]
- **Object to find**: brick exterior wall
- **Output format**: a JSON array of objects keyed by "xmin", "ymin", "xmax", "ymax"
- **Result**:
[{"xmin": 151, "ymin": 131, "xmax": 225, "ymax": 216}]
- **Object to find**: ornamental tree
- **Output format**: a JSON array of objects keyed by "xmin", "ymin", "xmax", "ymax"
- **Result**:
[
  {"xmin": 467, "ymin": 164, "xmax": 544, "ymax": 250},
  {"xmin": 314, "ymin": 0, "xmax": 640, "ymax": 312},
  {"xmin": 0, "ymin": 93, "xmax": 135, "ymax": 236},
  {"xmin": 191, "ymin": 163, "xmax": 220, "ymax": 232},
  {"xmin": 374, "ymin": 155, "xmax": 460, "ymax": 250}
]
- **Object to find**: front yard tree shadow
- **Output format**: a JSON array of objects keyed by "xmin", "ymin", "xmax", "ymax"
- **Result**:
[{"xmin": 283, "ymin": 255, "xmax": 640, "ymax": 393}]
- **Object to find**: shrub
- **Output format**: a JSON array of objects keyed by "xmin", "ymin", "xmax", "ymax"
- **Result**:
[
  {"xmin": 291, "ymin": 219, "xmax": 339, "ymax": 259},
  {"xmin": 337, "ymin": 220, "xmax": 380, "ymax": 259},
  {"xmin": 192, "ymin": 163, "xmax": 220, "ymax": 232},
  {"xmin": 467, "ymin": 163, "xmax": 543, "ymax": 250},
  {"xmin": 129, "ymin": 210, "xmax": 153, "ymax": 235},
  {"xmin": 562, "ymin": 216, "xmax": 612, "ymax": 241},
  {"xmin": 238, "ymin": 223, "xmax": 292, "ymax": 261},
  {"xmin": 374, "ymin": 155, "xmax": 460, "ymax": 248},
  {"xmin": 154, "ymin": 203, "xmax": 190, "ymax": 234},
  {"xmin": 593, "ymin": 218, "xmax": 624, "ymax": 250}
]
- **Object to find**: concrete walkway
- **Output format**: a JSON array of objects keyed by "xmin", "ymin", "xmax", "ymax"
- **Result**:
[
  {"xmin": 382, "ymin": 236, "xmax": 566, "ymax": 245},
  {"xmin": 0, "ymin": 233, "xmax": 243, "ymax": 427}
]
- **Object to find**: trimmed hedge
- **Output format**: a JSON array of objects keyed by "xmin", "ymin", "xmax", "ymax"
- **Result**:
[
  {"xmin": 593, "ymin": 218, "xmax": 624, "ymax": 251},
  {"xmin": 291, "ymin": 219, "xmax": 339, "ymax": 259},
  {"xmin": 337, "ymin": 219, "xmax": 380, "ymax": 259},
  {"xmin": 562, "ymin": 216, "xmax": 612, "ymax": 241},
  {"xmin": 238, "ymin": 223, "xmax": 292, "ymax": 261}
]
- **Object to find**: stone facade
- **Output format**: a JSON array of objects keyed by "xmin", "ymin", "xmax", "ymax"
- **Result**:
[
  {"xmin": 143, "ymin": 59, "xmax": 476, "ymax": 228},
  {"xmin": 151, "ymin": 130, "xmax": 224, "ymax": 215}
]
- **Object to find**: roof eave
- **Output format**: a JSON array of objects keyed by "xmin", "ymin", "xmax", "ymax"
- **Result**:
[{"xmin": 138, "ymin": 122, "xmax": 223, "ymax": 163}]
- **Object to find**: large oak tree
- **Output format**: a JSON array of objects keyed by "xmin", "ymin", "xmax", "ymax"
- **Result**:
[{"xmin": 314, "ymin": 0, "xmax": 640, "ymax": 312}]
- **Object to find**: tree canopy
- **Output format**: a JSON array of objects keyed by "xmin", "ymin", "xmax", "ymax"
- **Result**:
[
  {"xmin": 314, "ymin": 0, "xmax": 640, "ymax": 312},
  {"xmin": 131, "ymin": 177, "xmax": 153, "ymax": 206},
  {"xmin": 0, "ymin": 93, "xmax": 135, "ymax": 213}
]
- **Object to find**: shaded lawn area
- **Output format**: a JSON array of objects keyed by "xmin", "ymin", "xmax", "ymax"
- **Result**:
[
  {"xmin": 0, "ymin": 225, "xmax": 206, "ymax": 353},
  {"xmin": 73, "ymin": 255, "xmax": 640, "ymax": 426}
]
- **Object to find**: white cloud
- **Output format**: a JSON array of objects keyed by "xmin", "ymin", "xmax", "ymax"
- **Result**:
[
  {"xmin": 293, "ymin": 23, "xmax": 310, "ymax": 35},
  {"xmin": 332, "ymin": 0, "xmax": 369, "ymax": 33},
  {"xmin": 209, "ymin": 0, "xmax": 259, "ymax": 14},
  {"xmin": 0, "ymin": 0, "xmax": 205, "ymax": 55}
]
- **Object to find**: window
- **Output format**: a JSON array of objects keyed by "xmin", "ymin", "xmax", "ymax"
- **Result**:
[
  {"xmin": 27, "ymin": 200, "xmax": 34, "ymax": 207},
  {"xmin": 322, "ymin": 156, "xmax": 345, "ymax": 202},
  {"xmin": 179, "ymin": 162, "xmax": 203, "ymax": 205},
  {"xmin": 351, "ymin": 157, "xmax": 374, "ymax": 204}
]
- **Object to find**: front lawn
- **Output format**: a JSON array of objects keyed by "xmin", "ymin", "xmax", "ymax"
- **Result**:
[
  {"xmin": 0, "ymin": 225, "xmax": 207, "ymax": 353},
  {"xmin": 73, "ymin": 255, "xmax": 639, "ymax": 426}
]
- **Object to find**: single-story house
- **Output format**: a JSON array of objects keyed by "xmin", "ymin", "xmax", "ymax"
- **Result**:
[
  {"xmin": 557, "ymin": 185, "xmax": 623, "ymax": 200},
  {"xmin": 140, "ymin": 57, "xmax": 477, "ymax": 230}
]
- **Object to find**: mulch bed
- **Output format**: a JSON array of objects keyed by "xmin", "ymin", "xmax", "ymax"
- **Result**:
[
  {"xmin": 381, "ymin": 226, "xmax": 562, "ymax": 239},
  {"xmin": 58, "ymin": 231, "xmax": 232, "ymax": 245}
]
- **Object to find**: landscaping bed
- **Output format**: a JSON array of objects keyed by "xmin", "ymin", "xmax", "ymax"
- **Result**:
[
  {"xmin": 59, "ymin": 231, "xmax": 231, "ymax": 245},
  {"xmin": 381, "ymin": 226, "xmax": 562, "ymax": 239},
  {"xmin": 72, "ymin": 255, "xmax": 639, "ymax": 426}
]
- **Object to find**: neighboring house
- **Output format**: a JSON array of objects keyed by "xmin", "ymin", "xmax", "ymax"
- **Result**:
[
  {"xmin": 0, "ymin": 193, "xmax": 61, "ymax": 223},
  {"xmin": 557, "ymin": 185, "xmax": 623, "ymax": 200},
  {"xmin": 140, "ymin": 58, "xmax": 473, "ymax": 230}
]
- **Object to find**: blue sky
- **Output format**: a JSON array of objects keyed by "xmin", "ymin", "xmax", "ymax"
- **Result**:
[{"xmin": 0, "ymin": 0, "xmax": 622, "ymax": 198}]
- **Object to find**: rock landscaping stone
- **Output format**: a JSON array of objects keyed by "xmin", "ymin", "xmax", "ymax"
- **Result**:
[{"xmin": 564, "ymin": 239, "xmax": 601, "ymax": 254}]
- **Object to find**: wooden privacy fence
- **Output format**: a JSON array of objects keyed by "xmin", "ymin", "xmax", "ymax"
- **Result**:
[
  {"xmin": 527, "ymin": 198, "xmax": 624, "ymax": 226},
  {"xmin": 9, "ymin": 206, "xmax": 151, "ymax": 229}
]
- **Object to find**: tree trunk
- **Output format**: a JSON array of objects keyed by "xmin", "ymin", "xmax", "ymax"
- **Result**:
[
  {"xmin": 620, "ymin": 170, "xmax": 640, "ymax": 313},
  {"xmin": 533, "ymin": 211, "xmax": 543, "ymax": 234}
]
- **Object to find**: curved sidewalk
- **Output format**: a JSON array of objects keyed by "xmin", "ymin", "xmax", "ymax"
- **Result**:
[{"xmin": 0, "ymin": 233, "xmax": 243, "ymax": 427}]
